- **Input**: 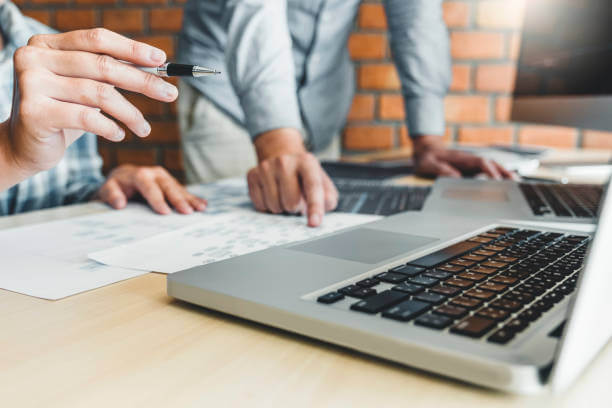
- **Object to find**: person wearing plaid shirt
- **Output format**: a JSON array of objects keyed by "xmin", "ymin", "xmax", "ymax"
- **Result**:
[{"xmin": 0, "ymin": 0, "xmax": 207, "ymax": 216}]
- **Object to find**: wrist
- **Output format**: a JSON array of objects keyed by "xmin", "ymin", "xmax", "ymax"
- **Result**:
[
  {"xmin": 412, "ymin": 134, "xmax": 445, "ymax": 158},
  {"xmin": 0, "ymin": 121, "xmax": 34, "ymax": 191},
  {"xmin": 253, "ymin": 128, "xmax": 305, "ymax": 161}
]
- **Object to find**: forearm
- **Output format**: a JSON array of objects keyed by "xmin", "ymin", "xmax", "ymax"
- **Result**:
[
  {"xmin": 225, "ymin": 0, "xmax": 303, "ymax": 140},
  {"xmin": 384, "ymin": 0, "xmax": 450, "ymax": 137},
  {"xmin": 0, "ymin": 121, "xmax": 33, "ymax": 192}
]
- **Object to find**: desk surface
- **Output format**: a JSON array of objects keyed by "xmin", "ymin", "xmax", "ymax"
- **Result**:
[{"xmin": 1, "ymin": 200, "xmax": 611, "ymax": 407}]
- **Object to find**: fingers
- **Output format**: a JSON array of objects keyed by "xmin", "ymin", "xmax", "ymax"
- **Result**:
[
  {"xmin": 97, "ymin": 178, "xmax": 127, "ymax": 209},
  {"xmin": 132, "ymin": 169, "xmax": 172, "ymax": 215},
  {"xmin": 258, "ymin": 161, "xmax": 282, "ymax": 214},
  {"xmin": 299, "ymin": 156, "xmax": 325, "ymax": 227},
  {"xmin": 44, "ymin": 99, "xmax": 126, "ymax": 142},
  {"xmin": 480, "ymin": 158, "xmax": 503, "ymax": 180},
  {"xmin": 28, "ymin": 28, "xmax": 166, "ymax": 68},
  {"xmin": 494, "ymin": 161, "xmax": 517, "ymax": 180},
  {"xmin": 247, "ymin": 169, "xmax": 267, "ymax": 212},
  {"xmin": 157, "ymin": 176, "xmax": 194, "ymax": 215},
  {"xmin": 48, "ymin": 75, "xmax": 151, "ymax": 138},
  {"xmin": 188, "ymin": 195, "xmax": 208, "ymax": 212},
  {"xmin": 322, "ymin": 172, "xmax": 339, "ymax": 212},
  {"xmin": 274, "ymin": 156, "xmax": 302, "ymax": 213},
  {"xmin": 415, "ymin": 153, "xmax": 461, "ymax": 178}
]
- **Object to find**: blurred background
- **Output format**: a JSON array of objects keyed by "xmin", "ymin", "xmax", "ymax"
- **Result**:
[{"xmin": 13, "ymin": 0, "xmax": 612, "ymax": 180}]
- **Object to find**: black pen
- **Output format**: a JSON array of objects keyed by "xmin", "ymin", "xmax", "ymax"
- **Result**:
[{"xmin": 134, "ymin": 62, "xmax": 221, "ymax": 78}]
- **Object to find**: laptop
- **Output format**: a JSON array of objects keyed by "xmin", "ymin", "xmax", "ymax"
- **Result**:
[
  {"xmin": 423, "ymin": 0, "xmax": 611, "ymax": 224},
  {"xmin": 168, "ymin": 176, "xmax": 611, "ymax": 393},
  {"xmin": 423, "ymin": 178, "xmax": 604, "ymax": 224}
]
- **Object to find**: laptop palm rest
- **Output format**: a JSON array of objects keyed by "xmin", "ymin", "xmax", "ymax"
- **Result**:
[{"xmin": 290, "ymin": 228, "xmax": 438, "ymax": 264}]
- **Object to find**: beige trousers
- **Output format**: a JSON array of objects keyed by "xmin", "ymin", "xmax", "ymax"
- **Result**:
[{"xmin": 178, "ymin": 81, "xmax": 340, "ymax": 184}]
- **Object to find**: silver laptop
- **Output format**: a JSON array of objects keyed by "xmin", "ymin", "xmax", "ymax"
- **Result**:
[
  {"xmin": 168, "ymin": 178, "xmax": 611, "ymax": 393},
  {"xmin": 423, "ymin": 0, "xmax": 611, "ymax": 225},
  {"xmin": 422, "ymin": 177, "xmax": 603, "ymax": 224}
]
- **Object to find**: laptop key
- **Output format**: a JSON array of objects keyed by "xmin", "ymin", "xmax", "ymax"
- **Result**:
[
  {"xmin": 317, "ymin": 292, "xmax": 345, "ymax": 304},
  {"xmin": 478, "ymin": 282, "xmax": 508, "ymax": 293},
  {"xmin": 413, "ymin": 292, "xmax": 446, "ymax": 305},
  {"xmin": 457, "ymin": 271, "xmax": 486, "ymax": 282},
  {"xmin": 450, "ymin": 296, "xmax": 483, "ymax": 309},
  {"xmin": 415, "ymin": 313, "xmax": 453, "ymax": 329},
  {"xmin": 481, "ymin": 261, "xmax": 508, "ymax": 269},
  {"xmin": 489, "ymin": 298, "xmax": 522, "ymax": 312},
  {"xmin": 464, "ymin": 288, "xmax": 496, "ymax": 301},
  {"xmin": 473, "ymin": 249, "xmax": 496, "ymax": 257},
  {"xmin": 392, "ymin": 282, "xmax": 425, "ymax": 295},
  {"xmin": 391, "ymin": 265, "xmax": 425, "ymax": 277},
  {"xmin": 339, "ymin": 285, "xmax": 360, "ymax": 296},
  {"xmin": 351, "ymin": 290, "xmax": 410, "ymax": 314},
  {"xmin": 477, "ymin": 307, "xmax": 510, "ymax": 321},
  {"xmin": 382, "ymin": 300, "xmax": 431, "ymax": 322},
  {"xmin": 437, "ymin": 264, "xmax": 465, "ymax": 273},
  {"xmin": 488, "ymin": 329, "xmax": 515, "ymax": 344},
  {"xmin": 451, "ymin": 316, "xmax": 497, "ymax": 338},
  {"xmin": 463, "ymin": 254, "xmax": 487, "ymax": 262},
  {"xmin": 408, "ymin": 241, "xmax": 480, "ymax": 268},
  {"xmin": 376, "ymin": 271, "xmax": 408, "ymax": 284},
  {"xmin": 445, "ymin": 277, "xmax": 474, "ymax": 289},
  {"xmin": 470, "ymin": 266, "xmax": 497, "ymax": 275},
  {"xmin": 434, "ymin": 304, "xmax": 468, "ymax": 319},
  {"xmin": 424, "ymin": 270, "xmax": 453, "ymax": 280},
  {"xmin": 505, "ymin": 318, "xmax": 529, "ymax": 333},
  {"xmin": 409, "ymin": 275, "xmax": 439, "ymax": 287},
  {"xmin": 490, "ymin": 275, "xmax": 518, "ymax": 285},
  {"xmin": 356, "ymin": 278, "xmax": 379, "ymax": 288},
  {"xmin": 452, "ymin": 259, "xmax": 477, "ymax": 267},
  {"xmin": 430, "ymin": 285, "xmax": 461, "ymax": 297}
]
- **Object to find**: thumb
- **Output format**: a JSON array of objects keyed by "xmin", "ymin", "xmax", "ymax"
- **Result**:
[{"xmin": 433, "ymin": 160, "xmax": 462, "ymax": 178}]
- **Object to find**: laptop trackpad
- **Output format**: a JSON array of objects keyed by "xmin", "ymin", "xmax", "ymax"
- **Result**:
[
  {"xmin": 443, "ymin": 188, "xmax": 509, "ymax": 202},
  {"xmin": 290, "ymin": 228, "xmax": 438, "ymax": 264}
]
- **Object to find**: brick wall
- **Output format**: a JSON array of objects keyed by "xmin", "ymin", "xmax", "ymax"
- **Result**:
[{"xmin": 12, "ymin": 0, "xmax": 612, "ymax": 178}]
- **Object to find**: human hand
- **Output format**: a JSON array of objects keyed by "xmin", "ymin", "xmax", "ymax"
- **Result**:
[
  {"xmin": 247, "ymin": 128, "xmax": 338, "ymax": 227},
  {"xmin": 6, "ymin": 28, "xmax": 177, "ymax": 179},
  {"xmin": 413, "ymin": 135, "xmax": 516, "ymax": 180},
  {"xmin": 96, "ymin": 165, "xmax": 207, "ymax": 215}
]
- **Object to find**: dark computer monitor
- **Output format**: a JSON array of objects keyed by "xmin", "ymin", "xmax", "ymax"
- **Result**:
[{"xmin": 511, "ymin": 0, "xmax": 612, "ymax": 131}]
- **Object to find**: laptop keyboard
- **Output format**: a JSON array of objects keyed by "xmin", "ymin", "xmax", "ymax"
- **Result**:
[
  {"xmin": 519, "ymin": 183, "xmax": 602, "ymax": 218},
  {"xmin": 333, "ymin": 179, "xmax": 431, "ymax": 216},
  {"xmin": 316, "ymin": 228, "xmax": 589, "ymax": 344}
]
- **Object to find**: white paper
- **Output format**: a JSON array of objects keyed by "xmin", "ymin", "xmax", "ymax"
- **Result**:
[
  {"xmin": 89, "ymin": 210, "xmax": 381, "ymax": 274},
  {"xmin": 0, "ymin": 203, "xmax": 212, "ymax": 300}
]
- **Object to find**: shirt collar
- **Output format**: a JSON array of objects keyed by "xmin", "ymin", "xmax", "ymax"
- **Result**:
[{"xmin": 0, "ymin": 1, "xmax": 33, "ymax": 49}]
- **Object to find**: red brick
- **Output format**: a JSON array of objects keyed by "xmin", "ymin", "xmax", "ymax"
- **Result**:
[
  {"xmin": 475, "ymin": 64, "xmax": 517, "ymax": 93},
  {"xmin": 143, "ymin": 121, "xmax": 180, "ymax": 143},
  {"xmin": 133, "ymin": 35, "xmax": 175, "ymax": 59},
  {"xmin": 518, "ymin": 126, "xmax": 578, "ymax": 148},
  {"xmin": 399, "ymin": 126, "xmax": 412, "ymax": 148},
  {"xmin": 458, "ymin": 127, "xmax": 514, "ymax": 146},
  {"xmin": 163, "ymin": 149, "xmax": 184, "ymax": 171},
  {"xmin": 451, "ymin": 65, "xmax": 471, "ymax": 92},
  {"xmin": 102, "ymin": 9, "xmax": 144, "ymax": 33},
  {"xmin": 358, "ymin": 64, "xmax": 400, "ymax": 90},
  {"xmin": 124, "ymin": 92, "xmax": 166, "ymax": 116},
  {"xmin": 21, "ymin": 10, "xmax": 52, "ymax": 26},
  {"xmin": 582, "ymin": 130, "xmax": 612, "ymax": 150},
  {"xmin": 150, "ymin": 8, "xmax": 183, "ymax": 32},
  {"xmin": 30, "ymin": 0, "xmax": 69, "ymax": 4},
  {"xmin": 347, "ymin": 94, "xmax": 375, "ymax": 121},
  {"xmin": 348, "ymin": 33, "xmax": 386, "ymax": 60},
  {"xmin": 116, "ymin": 148, "xmax": 157, "ymax": 166},
  {"xmin": 495, "ymin": 97, "xmax": 512, "ymax": 122},
  {"xmin": 56, "ymin": 10, "xmax": 96, "ymax": 31},
  {"xmin": 443, "ymin": 1, "xmax": 471, "ymax": 28},
  {"xmin": 477, "ymin": 0, "xmax": 525, "ymax": 29},
  {"xmin": 344, "ymin": 126, "xmax": 394, "ymax": 151},
  {"xmin": 445, "ymin": 96, "xmax": 490, "ymax": 123},
  {"xmin": 358, "ymin": 3, "xmax": 387, "ymax": 30},
  {"xmin": 379, "ymin": 94, "xmax": 404, "ymax": 121},
  {"xmin": 451, "ymin": 32, "xmax": 505, "ymax": 60},
  {"xmin": 509, "ymin": 33, "xmax": 522, "ymax": 60},
  {"xmin": 126, "ymin": 0, "xmax": 167, "ymax": 4},
  {"xmin": 76, "ymin": 0, "xmax": 117, "ymax": 4}
]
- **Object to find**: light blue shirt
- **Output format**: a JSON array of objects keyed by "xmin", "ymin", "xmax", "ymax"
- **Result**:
[
  {"xmin": 179, "ymin": 0, "xmax": 451, "ymax": 151},
  {"xmin": 0, "ymin": 1, "xmax": 104, "ymax": 215}
]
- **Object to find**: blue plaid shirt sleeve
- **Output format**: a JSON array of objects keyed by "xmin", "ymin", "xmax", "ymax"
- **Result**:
[{"xmin": 0, "ymin": 1, "xmax": 105, "ymax": 215}]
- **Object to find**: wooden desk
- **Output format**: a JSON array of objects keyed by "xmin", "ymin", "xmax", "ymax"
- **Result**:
[{"xmin": 1, "ymin": 207, "xmax": 611, "ymax": 407}]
